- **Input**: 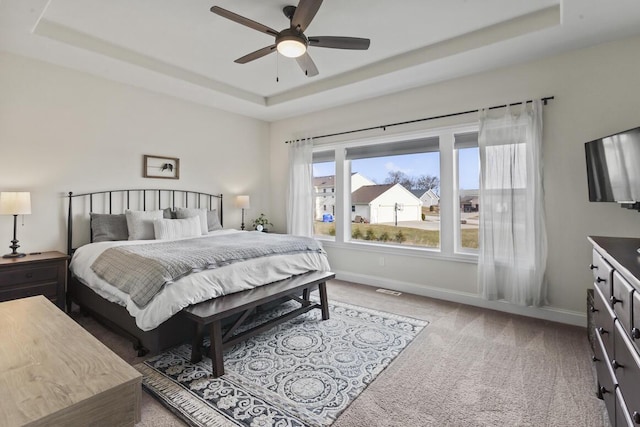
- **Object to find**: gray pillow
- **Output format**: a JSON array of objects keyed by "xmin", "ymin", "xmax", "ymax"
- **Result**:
[
  {"xmin": 90, "ymin": 213, "xmax": 128, "ymax": 242},
  {"xmin": 125, "ymin": 210, "xmax": 164, "ymax": 240},
  {"xmin": 163, "ymin": 207, "xmax": 177, "ymax": 219},
  {"xmin": 207, "ymin": 209, "xmax": 223, "ymax": 231}
]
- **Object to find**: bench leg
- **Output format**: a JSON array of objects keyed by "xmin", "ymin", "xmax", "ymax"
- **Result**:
[
  {"xmin": 191, "ymin": 323, "xmax": 204, "ymax": 363},
  {"xmin": 209, "ymin": 320, "xmax": 225, "ymax": 377},
  {"xmin": 318, "ymin": 281, "xmax": 330, "ymax": 320}
]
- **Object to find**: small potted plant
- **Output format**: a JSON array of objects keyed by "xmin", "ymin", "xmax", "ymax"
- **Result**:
[{"xmin": 252, "ymin": 213, "xmax": 273, "ymax": 232}]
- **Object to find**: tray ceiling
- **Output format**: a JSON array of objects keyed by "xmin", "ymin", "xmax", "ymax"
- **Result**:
[{"xmin": 1, "ymin": 0, "xmax": 640, "ymax": 121}]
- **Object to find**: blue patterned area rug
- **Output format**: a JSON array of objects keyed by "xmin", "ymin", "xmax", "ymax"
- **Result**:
[{"xmin": 136, "ymin": 299, "xmax": 428, "ymax": 427}]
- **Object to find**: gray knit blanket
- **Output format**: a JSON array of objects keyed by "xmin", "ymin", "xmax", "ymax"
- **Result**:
[{"xmin": 90, "ymin": 232, "xmax": 326, "ymax": 307}]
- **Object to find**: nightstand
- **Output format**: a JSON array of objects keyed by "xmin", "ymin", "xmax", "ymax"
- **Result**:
[{"xmin": 0, "ymin": 251, "xmax": 69, "ymax": 310}]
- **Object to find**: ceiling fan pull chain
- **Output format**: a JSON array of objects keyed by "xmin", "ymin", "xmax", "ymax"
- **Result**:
[{"xmin": 276, "ymin": 52, "xmax": 280, "ymax": 82}]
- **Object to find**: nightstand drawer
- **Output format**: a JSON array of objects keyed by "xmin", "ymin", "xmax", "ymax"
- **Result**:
[
  {"xmin": 0, "ymin": 281, "xmax": 58, "ymax": 301},
  {"xmin": 0, "ymin": 264, "xmax": 59, "ymax": 288},
  {"xmin": 0, "ymin": 252, "xmax": 69, "ymax": 310}
]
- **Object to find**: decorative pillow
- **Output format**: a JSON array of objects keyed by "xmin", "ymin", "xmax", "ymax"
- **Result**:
[
  {"xmin": 162, "ymin": 207, "xmax": 177, "ymax": 219},
  {"xmin": 153, "ymin": 216, "xmax": 201, "ymax": 240},
  {"xmin": 175, "ymin": 207, "xmax": 208, "ymax": 235},
  {"xmin": 207, "ymin": 209, "xmax": 223, "ymax": 232},
  {"xmin": 90, "ymin": 213, "xmax": 128, "ymax": 242},
  {"xmin": 125, "ymin": 210, "xmax": 164, "ymax": 240}
]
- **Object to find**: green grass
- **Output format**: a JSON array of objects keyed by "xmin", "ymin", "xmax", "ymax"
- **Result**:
[{"xmin": 314, "ymin": 222, "xmax": 479, "ymax": 249}]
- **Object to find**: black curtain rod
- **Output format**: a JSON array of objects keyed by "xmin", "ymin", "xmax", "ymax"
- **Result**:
[{"xmin": 285, "ymin": 96, "xmax": 554, "ymax": 144}]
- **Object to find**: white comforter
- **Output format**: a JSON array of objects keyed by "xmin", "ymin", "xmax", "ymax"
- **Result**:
[{"xmin": 69, "ymin": 229, "xmax": 330, "ymax": 331}]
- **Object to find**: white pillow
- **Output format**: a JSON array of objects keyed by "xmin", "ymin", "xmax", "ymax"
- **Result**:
[
  {"xmin": 125, "ymin": 210, "xmax": 163, "ymax": 240},
  {"xmin": 175, "ymin": 207, "xmax": 208, "ymax": 235},
  {"xmin": 153, "ymin": 216, "xmax": 202, "ymax": 240}
]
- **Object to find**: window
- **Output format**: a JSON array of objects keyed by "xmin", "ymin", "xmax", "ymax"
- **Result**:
[
  {"xmin": 348, "ymin": 137, "xmax": 440, "ymax": 247},
  {"xmin": 312, "ymin": 151, "xmax": 336, "ymax": 239},
  {"xmin": 455, "ymin": 132, "xmax": 480, "ymax": 251},
  {"xmin": 312, "ymin": 124, "xmax": 478, "ymax": 259}
]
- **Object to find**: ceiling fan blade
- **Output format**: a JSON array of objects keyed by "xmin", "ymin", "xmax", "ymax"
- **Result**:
[
  {"xmin": 296, "ymin": 52, "xmax": 319, "ymax": 77},
  {"xmin": 234, "ymin": 45, "xmax": 277, "ymax": 64},
  {"xmin": 210, "ymin": 6, "xmax": 278, "ymax": 37},
  {"xmin": 308, "ymin": 36, "xmax": 370, "ymax": 50},
  {"xmin": 291, "ymin": 0, "xmax": 323, "ymax": 32}
]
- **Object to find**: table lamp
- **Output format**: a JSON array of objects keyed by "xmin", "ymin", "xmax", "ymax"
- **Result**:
[
  {"xmin": 235, "ymin": 195, "xmax": 250, "ymax": 231},
  {"xmin": 0, "ymin": 192, "xmax": 32, "ymax": 258}
]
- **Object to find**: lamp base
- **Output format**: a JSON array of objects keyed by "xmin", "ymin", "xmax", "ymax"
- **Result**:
[{"xmin": 3, "ymin": 252, "xmax": 26, "ymax": 259}]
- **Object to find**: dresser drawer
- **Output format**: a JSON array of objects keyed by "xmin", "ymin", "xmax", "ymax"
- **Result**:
[
  {"xmin": 592, "ymin": 249, "xmax": 613, "ymax": 297},
  {"xmin": 614, "ymin": 320, "xmax": 640, "ymax": 424},
  {"xmin": 632, "ymin": 292, "xmax": 640, "ymax": 354},
  {"xmin": 595, "ymin": 330, "xmax": 617, "ymax": 427},
  {"xmin": 613, "ymin": 271, "xmax": 635, "ymax": 335},
  {"xmin": 0, "ymin": 263, "xmax": 59, "ymax": 288},
  {"xmin": 594, "ymin": 283, "xmax": 616, "ymax": 355}
]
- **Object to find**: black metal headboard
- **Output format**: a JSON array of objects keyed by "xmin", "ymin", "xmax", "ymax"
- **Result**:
[{"xmin": 67, "ymin": 189, "xmax": 223, "ymax": 256}]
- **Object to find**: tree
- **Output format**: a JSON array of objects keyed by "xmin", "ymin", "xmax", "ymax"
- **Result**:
[
  {"xmin": 384, "ymin": 171, "xmax": 413, "ymax": 189},
  {"xmin": 414, "ymin": 175, "xmax": 440, "ymax": 192}
]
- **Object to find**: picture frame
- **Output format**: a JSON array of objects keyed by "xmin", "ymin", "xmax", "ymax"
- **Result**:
[{"xmin": 143, "ymin": 155, "xmax": 180, "ymax": 179}]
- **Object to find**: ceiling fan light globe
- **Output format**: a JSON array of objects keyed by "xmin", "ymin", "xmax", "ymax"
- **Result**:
[{"xmin": 277, "ymin": 39, "xmax": 306, "ymax": 58}]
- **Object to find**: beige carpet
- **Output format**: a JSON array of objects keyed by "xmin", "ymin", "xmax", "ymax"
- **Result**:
[{"xmin": 72, "ymin": 280, "xmax": 608, "ymax": 427}]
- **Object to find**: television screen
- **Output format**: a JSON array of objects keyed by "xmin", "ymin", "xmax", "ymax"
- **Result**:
[{"xmin": 585, "ymin": 127, "xmax": 640, "ymax": 203}]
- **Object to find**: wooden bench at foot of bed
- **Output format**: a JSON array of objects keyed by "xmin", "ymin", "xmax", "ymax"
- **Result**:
[{"xmin": 183, "ymin": 270, "xmax": 335, "ymax": 377}]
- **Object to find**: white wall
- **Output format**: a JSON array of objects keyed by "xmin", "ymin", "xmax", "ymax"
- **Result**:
[
  {"xmin": 0, "ymin": 52, "xmax": 270, "ymax": 254},
  {"xmin": 269, "ymin": 34, "xmax": 640, "ymax": 324}
]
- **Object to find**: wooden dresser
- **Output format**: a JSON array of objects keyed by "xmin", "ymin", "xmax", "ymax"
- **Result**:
[
  {"xmin": 589, "ymin": 236, "xmax": 640, "ymax": 427},
  {"xmin": 0, "ymin": 251, "xmax": 68, "ymax": 310},
  {"xmin": 0, "ymin": 295, "xmax": 141, "ymax": 426}
]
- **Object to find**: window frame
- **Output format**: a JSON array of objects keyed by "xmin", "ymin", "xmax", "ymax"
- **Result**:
[{"xmin": 312, "ymin": 123, "xmax": 479, "ymax": 262}]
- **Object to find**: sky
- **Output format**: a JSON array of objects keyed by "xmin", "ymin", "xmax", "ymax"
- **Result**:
[{"xmin": 313, "ymin": 147, "xmax": 480, "ymax": 191}]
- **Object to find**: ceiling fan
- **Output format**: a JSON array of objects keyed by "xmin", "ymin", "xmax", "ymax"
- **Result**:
[{"xmin": 210, "ymin": 0, "xmax": 370, "ymax": 77}]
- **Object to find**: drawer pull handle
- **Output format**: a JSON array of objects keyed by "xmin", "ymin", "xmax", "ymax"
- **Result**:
[
  {"xmin": 592, "ymin": 355, "xmax": 599, "ymax": 362},
  {"xmin": 597, "ymin": 327, "xmax": 608, "ymax": 336},
  {"xmin": 589, "ymin": 305, "xmax": 598, "ymax": 313},
  {"xmin": 590, "ymin": 264, "xmax": 598, "ymax": 270},
  {"xmin": 610, "ymin": 296, "xmax": 621, "ymax": 305},
  {"xmin": 612, "ymin": 359, "xmax": 623, "ymax": 370},
  {"xmin": 599, "ymin": 386, "xmax": 609, "ymax": 395},
  {"xmin": 632, "ymin": 328, "xmax": 640, "ymax": 340},
  {"xmin": 596, "ymin": 277, "xmax": 606, "ymax": 283},
  {"xmin": 633, "ymin": 411, "xmax": 640, "ymax": 424}
]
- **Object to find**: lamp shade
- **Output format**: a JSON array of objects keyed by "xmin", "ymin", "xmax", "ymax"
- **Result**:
[
  {"xmin": 0, "ymin": 192, "xmax": 31, "ymax": 215},
  {"xmin": 235, "ymin": 195, "xmax": 250, "ymax": 210}
]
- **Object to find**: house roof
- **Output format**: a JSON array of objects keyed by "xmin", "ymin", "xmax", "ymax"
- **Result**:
[
  {"xmin": 459, "ymin": 189, "xmax": 479, "ymax": 198},
  {"xmin": 410, "ymin": 189, "xmax": 440, "ymax": 199},
  {"xmin": 351, "ymin": 184, "xmax": 395, "ymax": 204},
  {"xmin": 313, "ymin": 175, "xmax": 335, "ymax": 187}
]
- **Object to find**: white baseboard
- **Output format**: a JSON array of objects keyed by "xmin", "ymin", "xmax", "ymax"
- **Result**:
[{"xmin": 333, "ymin": 270, "xmax": 587, "ymax": 327}]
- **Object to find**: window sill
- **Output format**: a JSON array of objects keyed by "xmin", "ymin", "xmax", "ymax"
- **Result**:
[{"xmin": 318, "ymin": 238, "xmax": 478, "ymax": 264}]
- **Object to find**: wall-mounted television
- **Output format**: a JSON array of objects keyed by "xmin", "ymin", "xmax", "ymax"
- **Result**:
[{"xmin": 585, "ymin": 126, "xmax": 640, "ymax": 208}]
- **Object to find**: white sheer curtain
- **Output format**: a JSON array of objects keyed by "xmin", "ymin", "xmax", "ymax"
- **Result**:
[
  {"xmin": 477, "ymin": 100, "xmax": 548, "ymax": 306},
  {"xmin": 287, "ymin": 137, "xmax": 314, "ymax": 237}
]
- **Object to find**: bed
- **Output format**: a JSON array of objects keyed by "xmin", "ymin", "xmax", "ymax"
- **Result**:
[{"xmin": 66, "ymin": 189, "xmax": 332, "ymax": 357}]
